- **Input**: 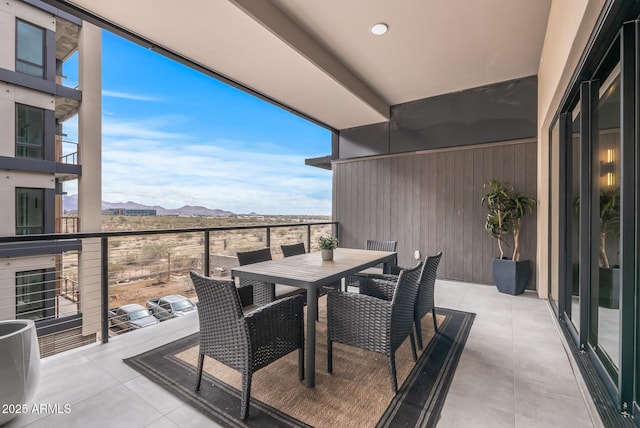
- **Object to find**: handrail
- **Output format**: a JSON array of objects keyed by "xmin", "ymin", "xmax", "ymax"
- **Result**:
[
  {"xmin": 0, "ymin": 221, "xmax": 338, "ymax": 243},
  {"xmin": 59, "ymin": 152, "xmax": 78, "ymax": 164}
]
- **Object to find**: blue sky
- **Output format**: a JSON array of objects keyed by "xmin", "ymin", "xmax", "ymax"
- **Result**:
[{"xmin": 63, "ymin": 31, "xmax": 332, "ymax": 215}]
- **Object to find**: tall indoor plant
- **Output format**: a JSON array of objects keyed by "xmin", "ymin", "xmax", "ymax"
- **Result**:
[
  {"xmin": 572, "ymin": 187, "xmax": 621, "ymax": 306},
  {"xmin": 482, "ymin": 179, "xmax": 537, "ymax": 294},
  {"xmin": 598, "ymin": 187, "xmax": 620, "ymax": 308}
]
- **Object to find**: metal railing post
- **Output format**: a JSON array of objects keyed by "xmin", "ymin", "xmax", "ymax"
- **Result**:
[
  {"xmin": 204, "ymin": 231, "xmax": 210, "ymax": 276},
  {"xmin": 101, "ymin": 236, "xmax": 109, "ymax": 344},
  {"xmin": 266, "ymin": 227, "xmax": 271, "ymax": 248},
  {"xmin": 307, "ymin": 224, "xmax": 311, "ymax": 252}
]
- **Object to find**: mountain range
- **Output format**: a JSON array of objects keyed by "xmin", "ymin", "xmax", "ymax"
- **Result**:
[{"xmin": 63, "ymin": 194, "xmax": 236, "ymax": 216}]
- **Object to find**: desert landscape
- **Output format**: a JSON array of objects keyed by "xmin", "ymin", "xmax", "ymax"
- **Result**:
[{"xmin": 91, "ymin": 214, "xmax": 332, "ymax": 328}]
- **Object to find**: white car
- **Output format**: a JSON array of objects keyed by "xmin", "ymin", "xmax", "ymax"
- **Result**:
[
  {"xmin": 147, "ymin": 295, "xmax": 197, "ymax": 321},
  {"xmin": 108, "ymin": 304, "xmax": 159, "ymax": 331}
]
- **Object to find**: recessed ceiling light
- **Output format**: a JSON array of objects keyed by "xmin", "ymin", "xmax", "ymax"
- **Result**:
[{"xmin": 370, "ymin": 23, "xmax": 388, "ymax": 36}]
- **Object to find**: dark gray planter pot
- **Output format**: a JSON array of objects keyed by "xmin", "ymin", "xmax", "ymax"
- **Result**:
[
  {"xmin": 492, "ymin": 258, "xmax": 529, "ymax": 295},
  {"xmin": 598, "ymin": 267, "xmax": 620, "ymax": 309}
]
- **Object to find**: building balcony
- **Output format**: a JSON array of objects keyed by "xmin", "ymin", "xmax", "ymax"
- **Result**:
[
  {"xmin": 55, "ymin": 216, "xmax": 79, "ymax": 234},
  {"xmin": 55, "ymin": 138, "xmax": 78, "ymax": 167},
  {"xmin": 0, "ymin": 223, "xmax": 597, "ymax": 427}
]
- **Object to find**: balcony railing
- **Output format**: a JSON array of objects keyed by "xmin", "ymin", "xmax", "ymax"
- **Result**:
[
  {"xmin": 56, "ymin": 216, "xmax": 79, "ymax": 233},
  {"xmin": 0, "ymin": 221, "xmax": 338, "ymax": 357},
  {"xmin": 56, "ymin": 140, "xmax": 78, "ymax": 165}
]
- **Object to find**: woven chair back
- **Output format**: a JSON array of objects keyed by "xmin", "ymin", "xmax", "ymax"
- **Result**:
[
  {"xmin": 237, "ymin": 247, "xmax": 272, "ymax": 265},
  {"xmin": 236, "ymin": 248, "xmax": 276, "ymax": 306},
  {"xmin": 281, "ymin": 242, "xmax": 306, "ymax": 257},
  {"xmin": 390, "ymin": 263, "xmax": 421, "ymax": 351},
  {"xmin": 365, "ymin": 239, "xmax": 398, "ymax": 252},
  {"xmin": 415, "ymin": 252, "xmax": 442, "ymax": 318},
  {"xmin": 189, "ymin": 271, "xmax": 248, "ymax": 368}
]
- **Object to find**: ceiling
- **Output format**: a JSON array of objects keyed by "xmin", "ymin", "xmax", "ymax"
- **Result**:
[{"xmin": 50, "ymin": 0, "xmax": 552, "ymax": 130}]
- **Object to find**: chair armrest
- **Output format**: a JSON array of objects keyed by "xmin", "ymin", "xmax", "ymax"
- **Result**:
[
  {"xmin": 363, "ymin": 273, "xmax": 399, "ymax": 281},
  {"xmin": 245, "ymin": 294, "xmax": 304, "ymax": 324},
  {"xmin": 327, "ymin": 290, "xmax": 391, "ymax": 343},
  {"xmin": 358, "ymin": 277, "xmax": 396, "ymax": 301}
]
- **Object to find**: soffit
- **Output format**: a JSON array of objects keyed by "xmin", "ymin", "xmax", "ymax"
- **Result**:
[
  {"xmin": 55, "ymin": 19, "xmax": 80, "ymax": 61},
  {"xmin": 271, "ymin": 0, "xmax": 552, "ymax": 105},
  {"xmin": 50, "ymin": 0, "xmax": 551, "ymax": 130}
]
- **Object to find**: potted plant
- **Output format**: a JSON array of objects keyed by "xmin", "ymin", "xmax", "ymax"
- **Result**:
[
  {"xmin": 573, "ymin": 187, "xmax": 621, "ymax": 306},
  {"xmin": 481, "ymin": 179, "xmax": 537, "ymax": 295},
  {"xmin": 318, "ymin": 235, "xmax": 338, "ymax": 261}
]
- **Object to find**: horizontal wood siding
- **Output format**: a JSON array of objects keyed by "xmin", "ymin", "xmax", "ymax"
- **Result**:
[{"xmin": 334, "ymin": 140, "xmax": 538, "ymax": 288}]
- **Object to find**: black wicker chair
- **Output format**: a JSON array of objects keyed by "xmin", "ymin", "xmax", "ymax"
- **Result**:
[
  {"xmin": 344, "ymin": 239, "xmax": 398, "ymax": 291},
  {"xmin": 326, "ymin": 263, "xmax": 421, "ymax": 393},
  {"xmin": 360, "ymin": 252, "xmax": 442, "ymax": 349},
  {"xmin": 236, "ymin": 248, "xmax": 305, "ymax": 306},
  {"xmin": 190, "ymin": 271, "xmax": 305, "ymax": 420},
  {"xmin": 280, "ymin": 242, "xmax": 306, "ymax": 257}
]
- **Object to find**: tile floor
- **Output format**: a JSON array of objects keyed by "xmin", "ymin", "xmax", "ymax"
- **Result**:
[{"xmin": 5, "ymin": 280, "xmax": 599, "ymax": 428}]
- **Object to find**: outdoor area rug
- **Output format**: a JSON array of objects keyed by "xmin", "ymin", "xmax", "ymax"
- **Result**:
[{"xmin": 124, "ymin": 300, "xmax": 474, "ymax": 427}]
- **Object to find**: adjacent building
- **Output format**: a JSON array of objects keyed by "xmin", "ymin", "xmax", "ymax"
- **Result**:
[
  {"xmin": 103, "ymin": 208, "xmax": 157, "ymax": 216},
  {"xmin": 0, "ymin": 0, "xmax": 101, "ymax": 356}
]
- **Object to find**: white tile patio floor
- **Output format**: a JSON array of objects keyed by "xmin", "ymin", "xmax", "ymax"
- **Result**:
[{"xmin": 6, "ymin": 280, "xmax": 599, "ymax": 428}]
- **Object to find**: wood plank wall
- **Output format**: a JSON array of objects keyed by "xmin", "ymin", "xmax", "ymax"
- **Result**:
[{"xmin": 333, "ymin": 139, "xmax": 538, "ymax": 288}]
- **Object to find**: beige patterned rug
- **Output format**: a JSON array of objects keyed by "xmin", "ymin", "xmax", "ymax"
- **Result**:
[{"xmin": 125, "ymin": 297, "xmax": 474, "ymax": 427}]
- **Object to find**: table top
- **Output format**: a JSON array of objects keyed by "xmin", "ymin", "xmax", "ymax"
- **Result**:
[{"xmin": 231, "ymin": 248, "xmax": 397, "ymax": 288}]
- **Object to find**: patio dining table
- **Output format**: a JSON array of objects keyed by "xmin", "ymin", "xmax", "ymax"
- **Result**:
[{"xmin": 231, "ymin": 247, "xmax": 397, "ymax": 387}]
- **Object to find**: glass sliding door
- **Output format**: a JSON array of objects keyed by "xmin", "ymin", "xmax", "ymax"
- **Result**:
[
  {"xmin": 554, "ymin": 6, "xmax": 640, "ymax": 419},
  {"xmin": 593, "ymin": 62, "xmax": 621, "ymax": 374}
]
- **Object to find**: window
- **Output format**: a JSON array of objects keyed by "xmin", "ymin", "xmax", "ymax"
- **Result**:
[
  {"xmin": 16, "ymin": 188, "xmax": 44, "ymax": 235},
  {"xmin": 16, "ymin": 19, "xmax": 45, "ymax": 78},
  {"xmin": 16, "ymin": 269, "xmax": 46, "ymax": 320},
  {"xmin": 16, "ymin": 104, "xmax": 44, "ymax": 159}
]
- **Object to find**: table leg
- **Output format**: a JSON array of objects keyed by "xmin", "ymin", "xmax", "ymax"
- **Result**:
[
  {"xmin": 383, "ymin": 255, "xmax": 398, "ymax": 274},
  {"xmin": 305, "ymin": 285, "xmax": 317, "ymax": 387}
]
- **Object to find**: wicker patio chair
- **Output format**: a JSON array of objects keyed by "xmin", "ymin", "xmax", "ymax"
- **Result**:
[
  {"xmin": 326, "ymin": 263, "xmax": 421, "ymax": 393},
  {"xmin": 344, "ymin": 239, "xmax": 398, "ymax": 291},
  {"xmin": 236, "ymin": 248, "xmax": 305, "ymax": 306},
  {"xmin": 190, "ymin": 271, "xmax": 305, "ymax": 420},
  {"xmin": 280, "ymin": 242, "xmax": 306, "ymax": 257},
  {"xmin": 360, "ymin": 252, "xmax": 443, "ymax": 349}
]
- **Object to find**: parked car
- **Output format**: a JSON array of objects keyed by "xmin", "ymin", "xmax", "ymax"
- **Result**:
[
  {"xmin": 147, "ymin": 295, "xmax": 196, "ymax": 321},
  {"xmin": 108, "ymin": 304, "xmax": 159, "ymax": 331}
]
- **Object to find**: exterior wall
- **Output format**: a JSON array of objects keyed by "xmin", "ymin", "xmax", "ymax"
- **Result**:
[
  {"xmin": 335, "ymin": 76, "xmax": 539, "ymax": 288},
  {"xmin": 0, "ymin": 254, "xmax": 56, "ymax": 320},
  {"xmin": 536, "ymin": 0, "xmax": 607, "ymax": 298},
  {"xmin": 334, "ymin": 139, "xmax": 537, "ymax": 287},
  {"xmin": 339, "ymin": 76, "xmax": 537, "ymax": 160}
]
